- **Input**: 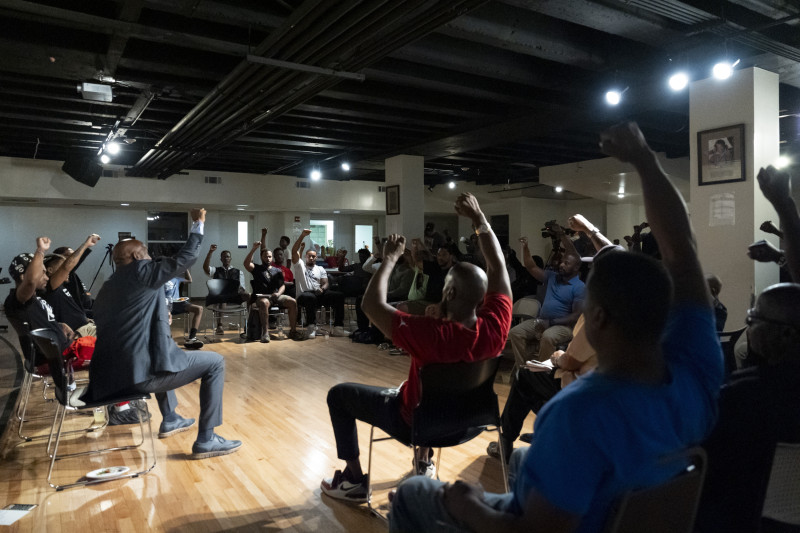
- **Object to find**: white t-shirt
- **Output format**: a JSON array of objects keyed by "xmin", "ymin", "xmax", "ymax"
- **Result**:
[{"xmin": 291, "ymin": 259, "xmax": 327, "ymax": 293}]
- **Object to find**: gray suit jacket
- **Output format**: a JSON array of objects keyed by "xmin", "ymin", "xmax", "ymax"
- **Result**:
[{"xmin": 83, "ymin": 232, "xmax": 203, "ymax": 401}]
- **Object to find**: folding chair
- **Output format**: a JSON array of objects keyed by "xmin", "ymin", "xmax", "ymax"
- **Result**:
[
  {"xmin": 205, "ymin": 279, "xmax": 247, "ymax": 342},
  {"xmin": 762, "ymin": 442, "xmax": 800, "ymax": 528},
  {"xmin": 603, "ymin": 447, "xmax": 707, "ymax": 533},
  {"xmin": 29, "ymin": 328, "xmax": 157, "ymax": 491},
  {"xmin": 366, "ymin": 356, "xmax": 508, "ymax": 518}
]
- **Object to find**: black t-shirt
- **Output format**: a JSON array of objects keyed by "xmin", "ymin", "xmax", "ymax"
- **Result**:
[
  {"xmin": 4, "ymin": 288, "xmax": 69, "ymax": 362},
  {"xmin": 251, "ymin": 263, "xmax": 284, "ymax": 295},
  {"xmin": 213, "ymin": 266, "xmax": 241, "ymax": 281},
  {"xmin": 422, "ymin": 260, "xmax": 450, "ymax": 301},
  {"xmin": 42, "ymin": 283, "xmax": 88, "ymax": 331}
]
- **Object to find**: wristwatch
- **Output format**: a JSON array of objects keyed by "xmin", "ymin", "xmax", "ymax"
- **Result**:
[{"xmin": 474, "ymin": 222, "xmax": 491, "ymax": 235}]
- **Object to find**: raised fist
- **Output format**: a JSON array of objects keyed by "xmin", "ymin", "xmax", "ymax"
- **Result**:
[
  {"xmin": 86, "ymin": 234, "xmax": 101, "ymax": 247},
  {"xmin": 190, "ymin": 208, "xmax": 206, "ymax": 223},
  {"xmin": 36, "ymin": 236, "xmax": 51, "ymax": 252},
  {"xmin": 209, "ymin": 244, "xmax": 218, "ymax": 253}
]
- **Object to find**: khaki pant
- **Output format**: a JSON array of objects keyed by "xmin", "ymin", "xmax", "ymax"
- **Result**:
[{"xmin": 508, "ymin": 319, "xmax": 573, "ymax": 366}]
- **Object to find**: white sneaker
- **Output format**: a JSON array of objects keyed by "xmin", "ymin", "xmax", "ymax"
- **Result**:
[
  {"xmin": 306, "ymin": 329, "xmax": 316, "ymax": 340},
  {"xmin": 331, "ymin": 326, "xmax": 350, "ymax": 337},
  {"xmin": 260, "ymin": 332, "xmax": 270, "ymax": 343},
  {"xmin": 416, "ymin": 460, "xmax": 436, "ymax": 478}
]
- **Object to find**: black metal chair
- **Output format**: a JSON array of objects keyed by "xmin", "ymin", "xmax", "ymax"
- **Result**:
[
  {"xmin": 366, "ymin": 356, "xmax": 508, "ymax": 517},
  {"xmin": 603, "ymin": 447, "xmax": 707, "ymax": 533},
  {"xmin": 205, "ymin": 279, "xmax": 247, "ymax": 341},
  {"xmin": 29, "ymin": 328, "xmax": 156, "ymax": 491}
]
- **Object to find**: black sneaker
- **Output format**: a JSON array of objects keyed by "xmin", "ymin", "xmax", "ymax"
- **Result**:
[
  {"xmin": 184, "ymin": 337, "xmax": 204, "ymax": 350},
  {"xmin": 108, "ymin": 400, "xmax": 151, "ymax": 426}
]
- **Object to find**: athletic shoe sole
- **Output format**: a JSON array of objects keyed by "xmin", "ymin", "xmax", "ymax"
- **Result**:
[
  {"xmin": 158, "ymin": 419, "xmax": 196, "ymax": 439},
  {"xmin": 320, "ymin": 477, "xmax": 368, "ymax": 503},
  {"xmin": 191, "ymin": 442, "xmax": 242, "ymax": 459}
]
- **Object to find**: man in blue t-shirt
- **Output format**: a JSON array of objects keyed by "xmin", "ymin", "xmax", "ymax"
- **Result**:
[
  {"xmin": 389, "ymin": 122, "xmax": 724, "ymax": 533},
  {"xmin": 164, "ymin": 270, "xmax": 203, "ymax": 349},
  {"xmin": 508, "ymin": 229, "xmax": 585, "ymax": 367}
]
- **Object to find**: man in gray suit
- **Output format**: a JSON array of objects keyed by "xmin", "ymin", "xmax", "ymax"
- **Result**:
[{"xmin": 82, "ymin": 208, "xmax": 242, "ymax": 459}]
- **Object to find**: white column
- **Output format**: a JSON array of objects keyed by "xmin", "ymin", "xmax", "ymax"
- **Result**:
[
  {"xmin": 385, "ymin": 155, "xmax": 425, "ymax": 239},
  {"xmin": 690, "ymin": 67, "xmax": 780, "ymax": 326}
]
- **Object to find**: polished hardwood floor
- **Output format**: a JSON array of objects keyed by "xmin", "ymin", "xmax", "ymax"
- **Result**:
[{"xmin": 0, "ymin": 322, "xmax": 527, "ymax": 532}]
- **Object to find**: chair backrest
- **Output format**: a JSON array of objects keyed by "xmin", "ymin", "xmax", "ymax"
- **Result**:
[
  {"xmin": 6, "ymin": 318, "xmax": 43, "ymax": 373},
  {"xmin": 412, "ymin": 356, "xmax": 501, "ymax": 447},
  {"xmin": 604, "ymin": 447, "xmax": 707, "ymax": 533},
  {"xmin": 762, "ymin": 442, "xmax": 800, "ymax": 525},
  {"xmin": 28, "ymin": 328, "xmax": 70, "ymax": 406},
  {"xmin": 717, "ymin": 326, "xmax": 746, "ymax": 375},
  {"xmin": 206, "ymin": 279, "xmax": 240, "ymax": 305},
  {"xmin": 511, "ymin": 296, "xmax": 540, "ymax": 327}
]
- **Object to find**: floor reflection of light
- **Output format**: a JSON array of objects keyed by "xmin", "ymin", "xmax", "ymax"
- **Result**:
[
  {"xmin": 100, "ymin": 500, "xmax": 113, "ymax": 511},
  {"xmin": 302, "ymin": 448, "xmax": 329, "ymax": 478}
]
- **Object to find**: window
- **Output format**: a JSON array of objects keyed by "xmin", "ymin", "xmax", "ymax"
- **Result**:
[
  {"xmin": 354, "ymin": 225, "xmax": 373, "ymax": 251},
  {"xmin": 310, "ymin": 219, "xmax": 334, "ymax": 251},
  {"xmin": 147, "ymin": 211, "xmax": 188, "ymax": 259},
  {"xmin": 238, "ymin": 220, "xmax": 248, "ymax": 248}
]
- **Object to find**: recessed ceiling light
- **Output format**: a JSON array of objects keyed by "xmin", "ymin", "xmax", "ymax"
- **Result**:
[
  {"xmin": 341, "ymin": 162, "xmax": 350, "ymax": 171},
  {"xmin": 100, "ymin": 153, "xmax": 110, "ymax": 164},
  {"xmin": 311, "ymin": 169, "xmax": 321, "ymax": 180},
  {"xmin": 554, "ymin": 186, "xmax": 563, "ymax": 193},
  {"xmin": 668, "ymin": 72, "xmax": 689, "ymax": 91},
  {"xmin": 448, "ymin": 181, "xmax": 456, "ymax": 189},
  {"xmin": 120, "ymin": 203, "xmax": 130, "ymax": 206}
]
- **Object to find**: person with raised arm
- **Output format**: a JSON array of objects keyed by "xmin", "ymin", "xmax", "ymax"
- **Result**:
[
  {"xmin": 320, "ymin": 193, "xmax": 512, "ymax": 503},
  {"xmin": 389, "ymin": 123, "xmax": 723, "ymax": 533}
]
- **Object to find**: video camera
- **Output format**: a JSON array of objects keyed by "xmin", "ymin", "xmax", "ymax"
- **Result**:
[{"xmin": 540, "ymin": 220, "xmax": 575, "ymax": 239}]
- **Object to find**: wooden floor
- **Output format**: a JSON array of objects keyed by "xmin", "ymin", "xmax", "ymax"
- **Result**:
[{"xmin": 0, "ymin": 324, "xmax": 528, "ymax": 532}]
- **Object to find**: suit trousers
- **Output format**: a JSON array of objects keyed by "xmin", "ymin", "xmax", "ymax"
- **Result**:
[
  {"xmin": 500, "ymin": 368, "xmax": 561, "ymax": 448},
  {"xmin": 130, "ymin": 350, "xmax": 225, "ymax": 432}
]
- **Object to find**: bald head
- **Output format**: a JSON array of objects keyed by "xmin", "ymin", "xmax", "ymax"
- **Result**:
[
  {"xmin": 443, "ymin": 262, "xmax": 488, "ymax": 311},
  {"xmin": 113, "ymin": 239, "xmax": 150, "ymax": 267},
  {"xmin": 749, "ymin": 283, "xmax": 800, "ymax": 365}
]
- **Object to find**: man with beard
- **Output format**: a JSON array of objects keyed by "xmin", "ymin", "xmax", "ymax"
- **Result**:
[{"xmin": 508, "ymin": 229, "xmax": 585, "ymax": 367}]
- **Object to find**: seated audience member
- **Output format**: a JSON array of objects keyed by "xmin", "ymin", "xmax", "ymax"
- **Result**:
[
  {"xmin": 82, "ymin": 209, "xmax": 242, "ymax": 459},
  {"xmin": 325, "ymin": 248, "xmax": 348, "ymax": 269},
  {"xmin": 423, "ymin": 221, "xmax": 446, "ymax": 253},
  {"xmin": 52, "ymin": 244, "xmax": 94, "ymax": 313},
  {"xmin": 42, "ymin": 234, "xmax": 101, "ymax": 338},
  {"xmin": 290, "ymin": 230, "xmax": 349, "ymax": 338},
  {"xmin": 270, "ymin": 246, "xmax": 295, "ymax": 297},
  {"xmin": 508, "ymin": 228, "xmax": 584, "ymax": 367},
  {"xmin": 337, "ymin": 248, "xmax": 373, "ymax": 297},
  {"xmin": 243, "ymin": 241, "xmax": 302, "ymax": 342},
  {"xmin": 697, "ymin": 165, "xmax": 800, "ymax": 533},
  {"xmin": 321, "ymin": 193, "xmax": 512, "ymax": 502},
  {"xmin": 164, "ymin": 270, "xmax": 204, "ymax": 349},
  {"xmin": 705, "ymin": 273, "xmax": 727, "ymax": 331},
  {"xmin": 390, "ymin": 123, "xmax": 724, "ymax": 533},
  {"xmin": 5, "ymin": 237, "xmax": 92, "ymax": 370},
  {"xmin": 202, "ymin": 244, "xmax": 250, "ymax": 334},
  {"xmin": 490, "ymin": 215, "xmax": 618, "ymax": 457},
  {"xmin": 397, "ymin": 240, "xmax": 457, "ymax": 315}
]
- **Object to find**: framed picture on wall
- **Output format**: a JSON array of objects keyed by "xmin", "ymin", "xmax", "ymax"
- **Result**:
[
  {"xmin": 386, "ymin": 185, "xmax": 400, "ymax": 215},
  {"xmin": 698, "ymin": 124, "xmax": 746, "ymax": 186}
]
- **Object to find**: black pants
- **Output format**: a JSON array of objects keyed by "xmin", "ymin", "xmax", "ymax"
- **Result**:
[
  {"xmin": 327, "ymin": 383, "xmax": 411, "ymax": 461},
  {"xmin": 500, "ymin": 368, "xmax": 561, "ymax": 447},
  {"xmin": 296, "ymin": 289, "xmax": 345, "ymax": 326}
]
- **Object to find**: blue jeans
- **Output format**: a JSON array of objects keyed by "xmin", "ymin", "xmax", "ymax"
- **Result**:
[{"xmin": 389, "ymin": 447, "xmax": 528, "ymax": 532}]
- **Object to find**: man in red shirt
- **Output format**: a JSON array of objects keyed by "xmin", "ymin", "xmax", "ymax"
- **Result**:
[{"xmin": 321, "ymin": 193, "xmax": 512, "ymax": 503}]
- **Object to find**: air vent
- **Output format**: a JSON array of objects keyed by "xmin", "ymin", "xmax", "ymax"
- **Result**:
[
  {"xmin": 378, "ymin": 186, "xmax": 385, "ymax": 192},
  {"xmin": 102, "ymin": 169, "xmax": 126, "ymax": 178},
  {"xmin": 296, "ymin": 181, "xmax": 310, "ymax": 189},
  {"xmin": 205, "ymin": 176, "xmax": 222, "ymax": 184}
]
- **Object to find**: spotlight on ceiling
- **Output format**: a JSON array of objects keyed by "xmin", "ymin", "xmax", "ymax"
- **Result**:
[
  {"xmin": 775, "ymin": 156, "xmax": 791, "ymax": 169},
  {"xmin": 617, "ymin": 193, "xmax": 625, "ymax": 198},
  {"xmin": 106, "ymin": 140, "xmax": 121, "ymax": 155},
  {"xmin": 554, "ymin": 186, "xmax": 563, "ymax": 193},
  {"xmin": 668, "ymin": 72, "xmax": 689, "ymax": 91},
  {"xmin": 341, "ymin": 162, "xmax": 351, "ymax": 171},
  {"xmin": 448, "ymin": 181, "xmax": 456, "ymax": 189},
  {"xmin": 605, "ymin": 87, "xmax": 628, "ymax": 106},
  {"xmin": 310, "ymin": 168, "xmax": 321, "ymax": 181},
  {"xmin": 100, "ymin": 153, "xmax": 111, "ymax": 164},
  {"xmin": 712, "ymin": 59, "xmax": 739, "ymax": 80}
]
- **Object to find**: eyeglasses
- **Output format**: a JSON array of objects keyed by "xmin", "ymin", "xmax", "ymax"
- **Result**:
[{"xmin": 745, "ymin": 308, "xmax": 800, "ymax": 329}]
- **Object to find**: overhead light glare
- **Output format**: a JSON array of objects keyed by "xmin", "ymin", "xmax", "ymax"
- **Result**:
[
  {"xmin": 775, "ymin": 156, "xmax": 791, "ymax": 169},
  {"xmin": 106, "ymin": 140, "xmax": 121, "ymax": 155},
  {"xmin": 605, "ymin": 90, "xmax": 621, "ymax": 105},
  {"xmin": 712, "ymin": 59, "xmax": 739, "ymax": 80},
  {"xmin": 121, "ymin": 203, "xmax": 130, "ymax": 207},
  {"xmin": 554, "ymin": 186, "xmax": 563, "ymax": 193},
  {"xmin": 448, "ymin": 181, "xmax": 456, "ymax": 189},
  {"xmin": 668, "ymin": 72, "xmax": 689, "ymax": 91},
  {"xmin": 617, "ymin": 193, "xmax": 625, "ymax": 198},
  {"xmin": 341, "ymin": 162, "xmax": 350, "ymax": 171},
  {"xmin": 310, "ymin": 168, "xmax": 321, "ymax": 180},
  {"xmin": 100, "ymin": 153, "xmax": 110, "ymax": 164}
]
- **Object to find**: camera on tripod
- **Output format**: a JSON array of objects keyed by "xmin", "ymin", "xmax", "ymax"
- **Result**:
[{"xmin": 540, "ymin": 220, "xmax": 575, "ymax": 239}]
